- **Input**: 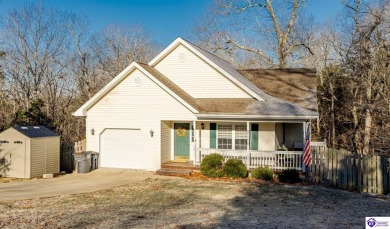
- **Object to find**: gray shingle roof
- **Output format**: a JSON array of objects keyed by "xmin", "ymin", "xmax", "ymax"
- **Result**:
[
  {"xmin": 169, "ymin": 39, "xmax": 318, "ymax": 117},
  {"xmin": 194, "ymin": 98, "xmax": 318, "ymax": 116},
  {"xmin": 238, "ymin": 69, "xmax": 317, "ymax": 111},
  {"xmin": 13, "ymin": 126, "xmax": 59, "ymax": 138}
]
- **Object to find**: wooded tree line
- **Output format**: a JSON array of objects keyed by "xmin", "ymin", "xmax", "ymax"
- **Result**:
[
  {"xmin": 194, "ymin": 0, "xmax": 389, "ymax": 156},
  {"xmin": 0, "ymin": 4, "xmax": 159, "ymax": 142},
  {"xmin": 0, "ymin": 1, "xmax": 388, "ymax": 155}
]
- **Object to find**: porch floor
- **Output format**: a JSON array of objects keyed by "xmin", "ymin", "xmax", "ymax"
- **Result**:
[{"xmin": 161, "ymin": 161, "xmax": 199, "ymax": 170}]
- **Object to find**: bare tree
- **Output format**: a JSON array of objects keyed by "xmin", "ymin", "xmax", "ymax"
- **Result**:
[
  {"xmin": 0, "ymin": 4, "xmax": 71, "ymax": 109},
  {"xmin": 192, "ymin": 0, "xmax": 315, "ymax": 68},
  {"xmin": 0, "ymin": 4, "xmax": 86, "ymax": 142},
  {"xmin": 91, "ymin": 25, "xmax": 158, "ymax": 79},
  {"xmin": 0, "ymin": 3, "xmax": 160, "ymax": 143},
  {"xmin": 64, "ymin": 15, "xmax": 101, "ymax": 100},
  {"xmin": 317, "ymin": 0, "xmax": 390, "ymax": 155}
]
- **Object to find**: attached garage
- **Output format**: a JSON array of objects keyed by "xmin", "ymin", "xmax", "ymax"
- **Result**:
[
  {"xmin": 0, "ymin": 126, "xmax": 60, "ymax": 178},
  {"xmin": 100, "ymin": 129, "xmax": 146, "ymax": 169}
]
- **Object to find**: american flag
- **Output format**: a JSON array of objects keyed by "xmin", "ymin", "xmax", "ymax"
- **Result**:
[{"xmin": 303, "ymin": 123, "xmax": 312, "ymax": 166}]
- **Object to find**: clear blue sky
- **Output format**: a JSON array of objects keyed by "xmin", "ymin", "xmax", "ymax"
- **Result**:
[{"xmin": 0, "ymin": 0, "xmax": 343, "ymax": 46}]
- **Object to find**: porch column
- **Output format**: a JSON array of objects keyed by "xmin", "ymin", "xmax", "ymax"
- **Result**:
[
  {"xmin": 247, "ymin": 121, "xmax": 250, "ymax": 167},
  {"xmin": 193, "ymin": 120, "xmax": 197, "ymax": 164}
]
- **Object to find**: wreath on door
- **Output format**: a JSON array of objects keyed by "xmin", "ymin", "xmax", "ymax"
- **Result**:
[{"xmin": 177, "ymin": 126, "xmax": 187, "ymax": 137}]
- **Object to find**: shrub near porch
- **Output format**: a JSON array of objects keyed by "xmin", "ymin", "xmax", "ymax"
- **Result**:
[
  {"xmin": 200, "ymin": 153, "xmax": 224, "ymax": 178},
  {"xmin": 251, "ymin": 166, "xmax": 273, "ymax": 180},
  {"xmin": 200, "ymin": 154, "xmax": 248, "ymax": 179},
  {"xmin": 223, "ymin": 159, "xmax": 247, "ymax": 178}
]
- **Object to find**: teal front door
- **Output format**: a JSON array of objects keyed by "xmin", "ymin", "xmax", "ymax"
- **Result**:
[{"xmin": 174, "ymin": 123, "xmax": 190, "ymax": 157}]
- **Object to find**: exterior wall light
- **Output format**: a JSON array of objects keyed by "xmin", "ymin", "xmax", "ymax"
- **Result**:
[
  {"xmin": 150, "ymin": 129, "xmax": 154, "ymax": 137},
  {"xmin": 201, "ymin": 122, "xmax": 205, "ymax": 130},
  {"xmin": 90, "ymin": 128, "xmax": 95, "ymax": 135}
]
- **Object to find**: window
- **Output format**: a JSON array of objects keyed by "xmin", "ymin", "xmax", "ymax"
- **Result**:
[
  {"xmin": 218, "ymin": 124, "xmax": 232, "ymax": 149},
  {"xmin": 217, "ymin": 124, "xmax": 248, "ymax": 150},
  {"xmin": 235, "ymin": 125, "xmax": 248, "ymax": 150}
]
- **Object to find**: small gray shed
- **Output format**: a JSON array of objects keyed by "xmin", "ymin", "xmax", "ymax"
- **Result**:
[{"xmin": 0, "ymin": 126, "xmax": 60, "ymax": 178}]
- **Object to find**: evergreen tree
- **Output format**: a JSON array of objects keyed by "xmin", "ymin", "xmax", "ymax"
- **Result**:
[{"xmin": 13, "ymin": 99, "xmax": 55, "ymax": 130}]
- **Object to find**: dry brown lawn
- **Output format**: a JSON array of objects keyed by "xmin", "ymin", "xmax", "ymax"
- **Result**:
[
  {"xmin": 0, "ymin": 177, "xmax": 29, "ymax": 183},
  {"xmin": 0, "ymin": 177, "xmax": 389, "ymax": 228}
]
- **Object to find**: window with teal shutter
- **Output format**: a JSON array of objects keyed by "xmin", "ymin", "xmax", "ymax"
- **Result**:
[
  {"xmin": 210, "ymin": 123, "xmax": 216, "ymax": 149},
  {"xmin": 250, "ymin": 123, "xmax": 258, "ymax": 150}
]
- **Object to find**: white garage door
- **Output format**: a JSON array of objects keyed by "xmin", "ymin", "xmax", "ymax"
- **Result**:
[{"xmin": 100, "ymin": 129, "xmax": 146, "ymax": 169}]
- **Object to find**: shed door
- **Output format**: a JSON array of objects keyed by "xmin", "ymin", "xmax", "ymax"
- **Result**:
[
  {"xmin": 0, "ymin": 139, "xmax": 26, "ymax": 178},
  {"xmin": 100, "ymin": 129, "xmax": 146, "ymax": 169}
]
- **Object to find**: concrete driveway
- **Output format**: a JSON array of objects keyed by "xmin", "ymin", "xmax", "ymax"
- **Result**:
[{"xmin": 0, "ymin": 169, "xmax": 174, "ymax": 202}]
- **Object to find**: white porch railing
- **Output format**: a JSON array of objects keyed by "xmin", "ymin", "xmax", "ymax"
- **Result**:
[{"xmin": 194, "ymin": 148, "xmax": 303, "ymax": 170}]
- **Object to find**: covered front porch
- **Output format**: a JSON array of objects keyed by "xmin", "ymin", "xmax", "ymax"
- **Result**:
[{"xmin": 161, "ymin": 120, "xmax": 306, "ymax": 171}]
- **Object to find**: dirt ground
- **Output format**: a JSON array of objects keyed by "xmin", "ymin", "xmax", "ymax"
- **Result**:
[
  {"xmin": 0, "ymin": 177, "xmax": 29, "ymax": 183},
  {"xmin": 0, "ymin": 176, "xmax": 389, "ymax": 229}
]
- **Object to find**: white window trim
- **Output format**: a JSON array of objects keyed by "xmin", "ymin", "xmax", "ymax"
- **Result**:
[{"xmin": 216, "ymin": 123, "xmax": 248, "ymax": 150}]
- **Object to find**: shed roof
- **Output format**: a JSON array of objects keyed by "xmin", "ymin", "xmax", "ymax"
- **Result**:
[{"xmin": 12, "ymin": 126, "xmax": 59, "ymax": 138}]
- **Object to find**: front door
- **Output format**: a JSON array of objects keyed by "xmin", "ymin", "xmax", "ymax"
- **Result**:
[{"xmin": 174, "ymin": 123, "xmax": 190, "ymax": 158}]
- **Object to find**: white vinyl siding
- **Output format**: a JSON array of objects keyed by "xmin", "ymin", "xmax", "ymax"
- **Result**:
[
  {"xmin": 161, "ymin": 121, "xmax": 172, "ymax": 163},
  {"xmin": 154, "ymin": 44, "xmax": 251, "ymax": 99},
  {"xmin": 195, "ymin": 122, "xmax": 210, "ymax": 149},
  {"xmin": 86, "ymin": 69, "xmax": 196, "ymax": 171},
  {"xmin": 258, "ymin": 123, "xmax": 276, "ymax": 151}
]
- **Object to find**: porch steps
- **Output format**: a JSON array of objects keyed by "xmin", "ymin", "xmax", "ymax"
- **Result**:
[
  {"xmin": 161, "ymin": 162, "xmax": 200, "ymax": 171},
  {"xmin": 156, "ymin": 168, "xmax": 192, "ymax": 176},
  {"xmin": 173, "ymin": 156, "xmax": 190, "ymax": 162}
]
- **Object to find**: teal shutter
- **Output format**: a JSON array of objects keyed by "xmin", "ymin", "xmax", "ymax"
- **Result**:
[
  {"xmin": 210, "ymin": 123, "xmax": 217, "ymax": 149},
  {"xmin": 250, "ymin": 124, "xmax": 259, "ymax": 150}
]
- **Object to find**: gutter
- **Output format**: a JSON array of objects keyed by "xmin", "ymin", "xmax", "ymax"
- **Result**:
[{"xmin": 195, "ymin": 114, "xmax": 319, "ymax": 120}]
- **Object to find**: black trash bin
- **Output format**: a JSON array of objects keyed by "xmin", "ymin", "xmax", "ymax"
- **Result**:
[{"xmin": 90, "ymin": 152, "xmax": 99, "ymax": 170}]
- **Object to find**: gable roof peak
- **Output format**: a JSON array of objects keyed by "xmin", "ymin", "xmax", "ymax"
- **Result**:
[
  {"xmin": 149, "ymin": 37, "xmax": 267, "ymax": 102},
  {"xmin": 73, "ymin": 61, "xmax": 200, "ymax": 116}
]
